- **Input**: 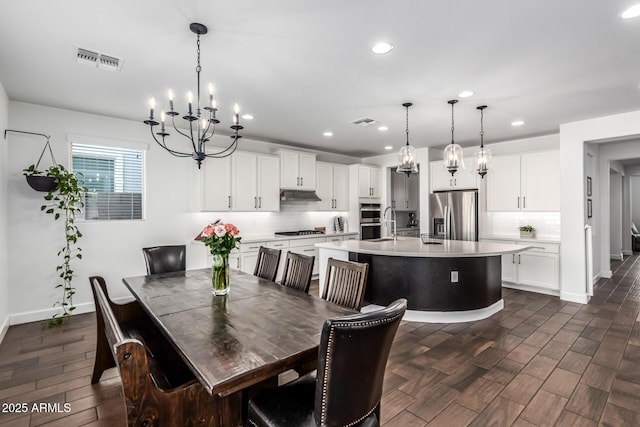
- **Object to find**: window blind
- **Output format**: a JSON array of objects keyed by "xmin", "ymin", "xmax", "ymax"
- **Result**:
[{"xmin": 71, "ymin": 142, "xmax": 144, "ymax": 220}]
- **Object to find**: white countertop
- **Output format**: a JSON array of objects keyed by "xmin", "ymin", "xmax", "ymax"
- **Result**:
[
  {"xmin": 234, "ymin": 231, "xmax": 359, "ymax": 244},
  {"xmin": 316, "ymin": 237, "xmax": 530, "ymax": 258},
  {"xmin": 480, "ymin": 234, "xmax": 561, "ymax": 245}
]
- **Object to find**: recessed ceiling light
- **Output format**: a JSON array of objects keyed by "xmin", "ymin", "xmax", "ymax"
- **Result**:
[
  {"xmin": 241, "ymin": 114, "xmax": 254, "ymax": 120},
  {"xmin": 511, "ymin": 120, "xmax": 525, "ymax": 127},
  {"xmin": 458, "ymin": 90, "xmax": 474, "ymax": 98},
  {"xmin": 323, "ymin": 131, "xmax": 333, "ymax": 137},
  {"xmin": 378, "ymin": 126, "xmax": 389, "ymax": 131},
  {"xmin": 371, "ymin": 42, "xmax": 393, "ymax": 55},
  {"xmin": 384, "ymin": 145, "xmax": 393, "ymax": 150},
  {"xmin": 621, "ymin": 4, "xmax": 640, "ymax": 19}
]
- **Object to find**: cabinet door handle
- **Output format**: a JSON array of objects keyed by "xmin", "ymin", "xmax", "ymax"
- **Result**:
[
  {"xmin": 518, "ymin": 254, "xmax": 521, "ymax": 264},
  {"xmin": 523, "ymin": 196, "xmax": 526, "ymax": 208},
  {"xmin": 254, "ymin": 197, "xmax": 257, "ymax": 209},
  {"xmin": 406, "ymin": 200, "xmax": 409, "ymax": 209},
  {"xmin": 449, "ymin": 178, "xmax": 452, "ymax": 187},
  {"xmin": 300, "ymin": 177, "xmax": 303, "ymax": 186},
  {"xmin": 512, "ymin": 254, "xmax": 515, "ymax": 263},
  {"xmin": 517, "ymin": 197, "xmax": 520, "ymax": 208},
  {"xmin": 303, "ymin": 248, "xmax": 315, "ymax": 252},
  {"xmin": 258, "ymin": 196, "xmax": 262, "ymax": 209},
  {"xmin": 454, "ymin": 178, "xmax": 457, "ymax": 186},
  {"xmin": 228, "ymin": 195, "xmax": 231, "ymax": 209}
]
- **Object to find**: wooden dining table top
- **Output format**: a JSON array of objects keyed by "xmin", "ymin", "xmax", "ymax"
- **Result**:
[{"xmin": 122, "ymin": 268, "xmax": 356, "ymax": 397}]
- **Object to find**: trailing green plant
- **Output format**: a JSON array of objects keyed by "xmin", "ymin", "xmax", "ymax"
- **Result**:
[
  {"xmin": 24, "ymin": 164, "xmax": 86, "ymax": 326},
  {"xmin": 518, "ymin": 225, "xmax": 535, "ymax": 233}
]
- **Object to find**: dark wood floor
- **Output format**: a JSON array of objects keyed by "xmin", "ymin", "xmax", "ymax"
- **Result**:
[{"xmin": 1, "ymin": 254, "xmax": 640, "ymax": 426}]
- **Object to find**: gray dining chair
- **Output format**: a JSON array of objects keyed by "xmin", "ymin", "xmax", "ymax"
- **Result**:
[
  {"xmin": 254, "ymin": 246, "xmax": 281, "ymax": 282},
  {"xmin": 142, "ymin": 245, "xmax": 186, "ymax": 275},
  {"xmin": 321, "ymin": 258, "xmax": 369, "ymax": 311},
  {"xmin": 280, "ymin": 252, "xmax": 315, "ymax": 293}
]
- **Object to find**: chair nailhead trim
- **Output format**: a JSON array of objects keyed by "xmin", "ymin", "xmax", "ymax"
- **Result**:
[{"xmin": 320, "ymin": 310, "xmax": 403, "ymax": 426}]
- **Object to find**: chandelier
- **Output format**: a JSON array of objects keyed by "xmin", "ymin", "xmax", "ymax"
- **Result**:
[
  {"xmin": 475, "ymin": 105, "xmax": 492, "ymax": 178},
  {"xmin": 443, "ymin": 99, "xmax": 464, "ymax": 176},
  {"xmin": 143, "ymin": 23, "xmax": 243, "ymax": 169},
  {"xmin": 396, "ymin": 102, "xmax": 418, "ymax": 176}
]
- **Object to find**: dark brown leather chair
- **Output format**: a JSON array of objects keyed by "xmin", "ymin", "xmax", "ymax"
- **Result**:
[
  {"xmin": 142, "ymin": 245, "xmax": 186, "ymax": 275},
  {"xmin": 280, "ymin": 252, "xmax": 315, "ymax": 293},
  {"xmin": 247, "ymin": 298, "xmax": 407, "ymax": 427},
  {"xmin": 321, "ymin": 258, "xmax": 369, "ymax": 311},
  {"xmin": 254, "ymin": 246, "xmax": 281, "ymax": 282}
]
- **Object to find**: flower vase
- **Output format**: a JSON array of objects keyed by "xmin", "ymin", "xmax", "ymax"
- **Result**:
[{"xmin": 212, "ymin": 253, "xmax": 230, "ymax": 295}]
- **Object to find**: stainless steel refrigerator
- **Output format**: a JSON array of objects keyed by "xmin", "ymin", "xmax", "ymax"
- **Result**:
[{"xmin": 429, "ymin": 190, "xmax": 478, "ymax": 241}]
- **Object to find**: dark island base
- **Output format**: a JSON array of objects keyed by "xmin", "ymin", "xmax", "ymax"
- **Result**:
[{"xmin": 349, "ymin": 252, "xmax": 502, "ymax": 312}]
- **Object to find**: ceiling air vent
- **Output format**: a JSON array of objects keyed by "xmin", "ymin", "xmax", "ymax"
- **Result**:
[
  {"xmin": 351, "ymin": 117, "xmax": 380, "ymax": 127},
  {"xmin": 75, "ymin": 47, "xmax": 124, "ymax": 73}
]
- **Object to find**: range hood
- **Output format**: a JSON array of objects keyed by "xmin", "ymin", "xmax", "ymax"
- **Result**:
[{"xmin": 280, "ymin": 189, "xmax": 322, "ymax": 202}]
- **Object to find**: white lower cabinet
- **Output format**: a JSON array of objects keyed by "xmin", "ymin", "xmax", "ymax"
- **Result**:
[
  {"xmin": 219, "ymin": 235, "xmax": 356, "ymax": 279},
  {"xmin": 482, "ymin": 239, "xmax": 560, "ymax": 292}
]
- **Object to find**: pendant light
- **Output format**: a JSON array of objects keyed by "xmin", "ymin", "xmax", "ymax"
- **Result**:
[
  {"xmin": 396, "ymin": 102, "xmax": 418, "ymax": 176},
  {"xmin": 475, "ymin": 105, "xmax": 492, "ymax": 178},
  {"xmin": 443, "ymin": 99, "xmax": 464, "ymax": 176}
]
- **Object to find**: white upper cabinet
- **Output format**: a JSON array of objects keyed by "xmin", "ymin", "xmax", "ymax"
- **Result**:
[
  {"xmin": 316, "ymin": 162, "xmax": 349, "ymax": 211},
  {"xmin": 486, "ymin": 151, "xmax": 560, "ymax": 212},
  {"xmin": 430, "ymin": 161, "xmax": 478, "ymax": 192},
  {"xmin": 202, "ymin": 151, "xmax": 280, "ymax": 212},
  {"xmin": 391, "ymin": 170, "xmax": 419, "ymax": 211},
  {"xmin": 256, "ymin": 155, "xmax": 281, "ymax": 211},
  {"xmin": 357, "ymin": 165, "xmax": 382, "ymax": 199},
  {"xmin": 202, "ymin": 157, "xmax": 232, "ymax": 211},
  {"xmin": 280, "ymin": 150, "xmax": 317, "ymax": 190}
]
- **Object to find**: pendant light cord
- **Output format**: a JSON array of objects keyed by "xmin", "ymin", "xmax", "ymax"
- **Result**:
[
  {"xmin": 480, "ymin": 108, "xmax": 484, "ymax": 148},
  {"xmin": 405, "ymin": 104, "xmax": 410, "ymax": 146}
]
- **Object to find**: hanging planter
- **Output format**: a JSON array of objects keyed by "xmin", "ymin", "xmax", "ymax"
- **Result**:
[{"xmin": 12, "ymin": 130, "xmax": 59, "ymax": 192}]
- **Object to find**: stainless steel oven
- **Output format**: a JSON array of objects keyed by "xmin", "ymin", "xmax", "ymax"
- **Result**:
[{"xmin": 359, "ymin": 203, "xmax": 382, "ymax": 240}]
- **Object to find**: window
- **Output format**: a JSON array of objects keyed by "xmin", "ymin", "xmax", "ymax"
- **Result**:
[{"xmin": 70, "ymin": 139, "xmax": 145, "ymax": 220}]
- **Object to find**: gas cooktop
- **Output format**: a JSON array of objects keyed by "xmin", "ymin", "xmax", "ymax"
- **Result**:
[{"xmin": 274, "ymin": 230, "xmax": 326, "ymax": 236}]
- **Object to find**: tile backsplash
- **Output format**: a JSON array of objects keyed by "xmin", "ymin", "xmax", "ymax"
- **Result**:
[
  {"xmin": 481, "ymin": 211, "xmax": 561, "ymax": 238},
  {"xmin": 190, "ymin": 203, "xmax": 353, "ymax": 238}
]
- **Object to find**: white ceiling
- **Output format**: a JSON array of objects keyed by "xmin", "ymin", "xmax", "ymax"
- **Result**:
[{"xmin": 1, "ymin": 1, "xmax": 640, "ymax": 157}]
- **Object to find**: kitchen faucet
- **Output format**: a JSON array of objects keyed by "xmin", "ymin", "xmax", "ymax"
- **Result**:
[{"xmin": 383, "ymin": 206, "xmax": 397, "ymax": 242}]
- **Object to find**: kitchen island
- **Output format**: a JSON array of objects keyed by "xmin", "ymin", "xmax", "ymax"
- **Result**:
[{"xmin": 315, "ymin": 237, "xmax": 529, "ymax": 322}]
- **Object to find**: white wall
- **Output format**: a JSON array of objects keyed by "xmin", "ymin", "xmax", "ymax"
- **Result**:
[
  {"xmin": 6, "ymin": 101, "xmax": 360, "ymax": 325},
  {"xmin": 560, "ymin": 110, "xmax": 640, "ymax": 304},
  {"xmin": 632, "ymin": 176, "xmax": 640, "ymax": 228},
  {"xmin": 609, "ymin": 170, "xmax": 622, "ymax": 259},
  {"xmin": 0, "ymin": 82, "xmax": 9, "ymax": 342}
]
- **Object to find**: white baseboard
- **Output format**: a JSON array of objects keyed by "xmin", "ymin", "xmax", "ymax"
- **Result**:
[
  {"xmin": 0, "ymin": 315, "xmax": 9, "ymax": 345},
  {"xmin": 601, "ymin": 270, "xmax": 613, "ymax": 279},
  {"xmin": 362, "ymin": 300, "xmax": 504, "ymax": 323},
  {"xmin": 502, "ymin": 283, "xmax": 560, "ymax": 298},
  {"xmin": 9, "ymin": 301, "xmax": 95, "ymax": 326},
  {"xmin": 560, "ymin": 291, "xmax": 590, "ymax": 304},
  {"xmin": 623, "ymin": 250, "xmax": 633, "ymax": 256},
  {"xmin": 610, "ymin": 254, "xmax": 623, "ymax": 261}
]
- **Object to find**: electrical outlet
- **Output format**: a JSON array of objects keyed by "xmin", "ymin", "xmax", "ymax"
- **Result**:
[{"xmin": 451, "ymin": 271, "xmax": 459, "ymax": 283}]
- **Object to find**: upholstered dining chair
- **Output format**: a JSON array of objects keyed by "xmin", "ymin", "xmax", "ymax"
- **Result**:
[
  {"xmin": 247, "ymin": 298, "xmax": 407, "ymax": 427},
  {"xmin": 280, "ymin": 252, "xmax": 315, "ymax": 293},
  {"xmin": 321, "ymin": 258, "xmax": 369, "ymax": 311},
  {"xmin": 142, "ymin": 245, "xmax": 186, "ymax": 275},
  {"xmin": 254, "ymin": 246, "xmax": 281, "ymax": 282}
]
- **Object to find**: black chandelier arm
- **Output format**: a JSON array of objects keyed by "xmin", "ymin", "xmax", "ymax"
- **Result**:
[
  {"xmin": 170, "ymin": 115, "xmax": 193, "ymax": 140},
  {"xmin": 148, "ymin": 127, "xmax": 192, "ymax": 157},
  {"xmin": 188, "ymin": 120, "xmax": 198, "ymax": 153},
  {"xmin": 203, "ymin": 134, "xmax": 240, "ymax": 158}
]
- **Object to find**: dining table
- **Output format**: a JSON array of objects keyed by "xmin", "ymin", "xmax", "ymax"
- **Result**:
[{"xmin": 122, "ymin": 267, "xmax": 356, "ymax": 426}]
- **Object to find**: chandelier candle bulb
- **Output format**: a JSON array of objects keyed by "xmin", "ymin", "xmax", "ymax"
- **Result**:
[
  {"xmin": 149, "ymin": 97, "xmax": 156, "ymax": 120},
  {"xmin": 160, "ymin": 110, "xmax": 166, "ymax": 132},
  {"xmin": 233, "ymin": 103, "xmax": 240, "ymax": 125},
  {"xmin": 187, "ymin": 91, "xmax": 194, "ymax": 115},
  {"xmin": 168, "ymin": 89, "xmax": 174, "ymax": 111}
]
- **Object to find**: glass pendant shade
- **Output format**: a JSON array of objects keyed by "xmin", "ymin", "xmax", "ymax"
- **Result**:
[
  {"xmin": 475, "ymin": 145, "xmax": 492, "ymax": 178},
  {"xmin": 396, "ymin": 102, "xmax": 418, "ymax": 176},
  {"xmin": 444, "ymin": 143, "xmax": 464, "ymax": 176},
  {"xmin": 397, "ymin": 144, "xmax": 418, "ymax": 175}
]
